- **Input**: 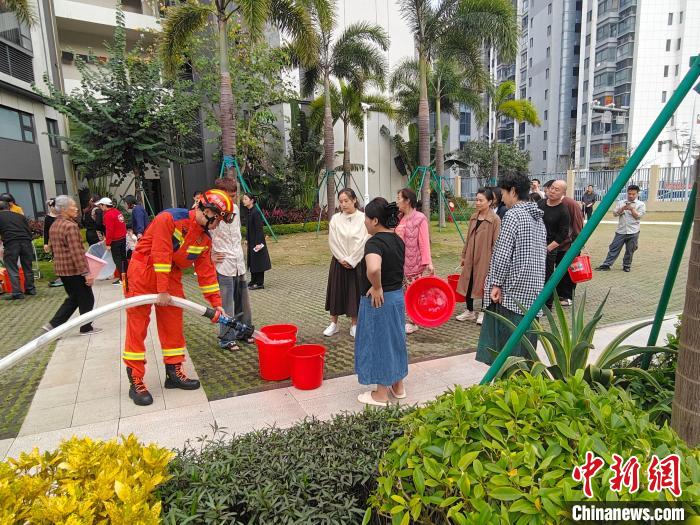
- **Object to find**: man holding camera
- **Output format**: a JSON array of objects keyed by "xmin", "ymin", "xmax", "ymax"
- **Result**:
[{"xmin": 595, "ymin": 184, "xmax": 646, "ymax": 273}]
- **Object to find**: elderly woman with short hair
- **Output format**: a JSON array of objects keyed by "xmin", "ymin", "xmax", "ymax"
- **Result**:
[{"xmin": 42, "ymin": 195, "xmax": 102, "ymax": 335}]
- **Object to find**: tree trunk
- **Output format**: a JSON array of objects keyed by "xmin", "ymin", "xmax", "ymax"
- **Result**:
[
  {"xmin": 418, "ymin": 54, "xmax": 431, "ymax": 217},
  {"xmin": 342, "ymin": 119, "xmax": 351, "ymax": 189},
  {"xmin": 491, "ymin": 138, "xmax": 499, "ymax": 185},
  {"xmin": 323, "ymin": 74, "xmax": 336, "ymax": 218},
  {"xmin": 218, "ymin": 15, "xmax": 237, "ymax": 184},
  {"xmin": 672, "ymin": 162, "xmax": 700, "ymax": 447},
  {"xmin": 435, "ymin": 89, "xmax": 445, "ymax": 228}
]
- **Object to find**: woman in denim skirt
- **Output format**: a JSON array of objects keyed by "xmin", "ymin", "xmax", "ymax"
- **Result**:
[{"xmin": 355, "ymin": 198, "xmax": 408, "ymax": 406}]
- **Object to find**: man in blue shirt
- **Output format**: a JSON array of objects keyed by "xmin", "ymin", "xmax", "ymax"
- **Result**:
[{"xmin": 124, "ymin": 195, "xmax": 150, "ymax": 238}]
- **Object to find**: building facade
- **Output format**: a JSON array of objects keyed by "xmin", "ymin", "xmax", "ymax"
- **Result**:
[{"xmin": 0, "ymin": 0, "xmax": 70, "ymax": 218}]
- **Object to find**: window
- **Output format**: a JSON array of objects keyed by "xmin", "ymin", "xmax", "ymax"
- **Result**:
[
  {"xmin": 582, "ymin": 103, "xmax": 588, "ymax": 114},
  {"xmin": 680, "ymin": 11, "xmax": 684, "ymax": 23},
  {"xmin": 664, "ymin": 65, "xmax": 669, "ymax": 77},
  {"xmin": 529, "ymin": 77, "xmax": 532, "ymax": 87},
  {"xmin": 587, "ymin": 10, "xmax": 592, "ymax": 21},
  {"xmin": 675, "ymin": 64, "xmax": 679, "ymax": 76},
  {"xmin": 658, "ymin": 140, "xmax": 663, "ymax": 152},
  {"xmin": 547, "ymin": 25, "xmax": 551, "ymax": 36},
  {"xmin": 548, "ymin": 3, "xmax": 552, "ymax": 14},
  {"xmin": 529, "ymin": 57, "xmax": 532, "ymax": 68},
  {"xmin": 522, "ymin": 15, "xmax": 528, "ymax": 30},
  {"xmin": 661, "ymin": 91, "xmax": 667, "ymax": 103},
  {"xmin": 585, "ymin": 33, "xmax": 591, "ymax": 46},
  {"xmin": 545, "ymin": 89, "xmax": 549, "ymax": 100},
  {"xmin": 459, "ymin": 111, "xmax": 471, "ymax": 136},
  {"xmin": 667, "ymin": 12, "xmax": 673, "ymax": 25},
  {"xmin": 547, "ymin": 46, "xmax": 551, "ymax": 57},
  {"xmin": 544, "ymin": 130, "xmax": 548, "ymax": 140},
  {"xmin": 580, "ymin": 146, "xmax": 586, "ymax": 159},
  {"xmin": 572, "ymin": 88, "xmax": 578, "ymax": 98},
  {"xmin": 0, "ymin": 106, "xmax": 34, "ymax": 143},
  {"xmin": 527, "ymin": 134, "xmax": 531, "ymax": 144},
  {"xmin": 677, "ymin": 38, "xmax": 682, "ymax": 50},
  {"xmin": 543, "ymin": 150, "xmax": 547, "ymax": 160},
  {"xmin": 581, "ymin": 124, "xmax": 587, "ymax": 136},
  {"xmin": 583, "ymin": 79, "xmax": 589, "ymax": 91},
  {"xmin": 544, "ymin": 110, "xmax": 548, "ymax": 121},
  {"xmin": 666, "ymin": 39, "xmax": 671, "ymax": 51},
  {"xmin": 584, "ymin": 57, "xmax": 590, "ymax": 69},
  {"xmin": 546, "ymin": 68, "xmax": 550, "ymax": 79},
  {"xmin": 530, "ymin": 37, "xmax": 534, "ymax": 48},
  {"xmin": 520, "ymin": 87, "xmax": 526, "ymax": 98},
  {"xmin": 46, "ymin": 118, "xmax": 59, "ymax": 148}
]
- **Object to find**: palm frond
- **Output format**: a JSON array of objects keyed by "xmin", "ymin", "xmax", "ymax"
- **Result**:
[
  {"xmin": 300, "ymin": 64, "xmax": 321, "ymax": 98},
  {"xmin": 389, "ymin": 58, "xmax": 419, "ymax": 92},
  {"xmin": 1, "ymin": 0, "xmax": 35, "ymax": 26},
  {"xmin": 236, "ymin": 0, "xmax": 271, "ymax": 38},
  {"xmin": 268, "ymin": 0, "xmax": 318, "ymax": 64},
  {"xmin": 159, "ymin": 2, "xmax": 213, "ymax": 77},
  {"xmin": 454, "ymin": 0, "xmax": 518, "ymax": 62}
]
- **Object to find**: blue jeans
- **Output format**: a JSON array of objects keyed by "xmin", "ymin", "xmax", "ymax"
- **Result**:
[
  {"xmin": 217, "ymin": 273, "xmax": 252, "ymax": 342},
  {"xmin": 602, "ymin": 232, "xmax": 639, "ymax": 269}
]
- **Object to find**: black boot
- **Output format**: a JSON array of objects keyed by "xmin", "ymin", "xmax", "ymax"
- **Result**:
[
  {"xmin": 126, "ymin": 367, "xmax": 153, "ymax": 406},
  {"xmin": 164, "ymin": 363, "xmax": 200, "ymax": 390}
]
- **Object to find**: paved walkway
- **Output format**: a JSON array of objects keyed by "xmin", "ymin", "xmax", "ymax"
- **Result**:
[{"xmin": 0, "ymin": 280, "xmax": 678, "ymax": 459}]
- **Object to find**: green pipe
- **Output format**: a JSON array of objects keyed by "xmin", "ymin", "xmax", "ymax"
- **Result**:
[
  {"xmin": 642, "ymin": 181, "xmax": 696, "ymax": 366},
  {"xmin": 479, "ymin": 55, "xmax": 700, "ymax": 385},
  {"xmin": 228, "ymin": 158, "xmax": 279, "ymax": 242}
]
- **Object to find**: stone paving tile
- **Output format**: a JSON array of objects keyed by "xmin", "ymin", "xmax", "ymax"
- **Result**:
[
  {"xmin": 72, "ymin": 396, "xmax": 121, "ymax": 427},
  {"xmin": 6, "ymin": 420, "xmax": 119, "ymax": 459},
  {"xmin": 18, "ymin": 404, "xmax": 74, "ymax": 436},
  {"xmin": 0, "ymin": 439, "xmax": 13, "ymax": 458},
  {"xmin": 36, "ymin": 362, "xmax": 82, "ymax": 389},
  {"xmin": 210, "ymin": 389, "xmax": 307, "ymax": 435},
  {"xmin": 30, "ymin": 383, "xmax": 79, "ymax": 410}
]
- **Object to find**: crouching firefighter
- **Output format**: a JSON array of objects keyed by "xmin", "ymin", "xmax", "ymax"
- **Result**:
[{"xmin": 123, "ymin": 190, "xmax": 235, "ymax": 405}]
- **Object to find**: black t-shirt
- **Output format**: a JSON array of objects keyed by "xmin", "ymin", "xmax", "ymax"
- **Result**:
[
  {"xmin": 360, "ymin": 232, "xmax": 405, "ymax": 294},
  {"xmin": 538, "ymin": 200, "xmax": 570, "ymax": 245},
  {"xmin": 0, "ymin": 210, "xmax": 32, "ymax": 243}
]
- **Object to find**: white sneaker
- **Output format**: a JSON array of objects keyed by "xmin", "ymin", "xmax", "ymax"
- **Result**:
[
  {"xmin": 323, "ymin": 322, "xmax": 339, "ymax": 337},
  {"xmin": 476, "ymin": 312, "xmax": 484, "ymax": 325},
  {"xmin": 456, "ymin": 310, "xmax": 477, "ymax": 322},
  {"xmin": 560, "ymin": 298, "xmax": 573, "ymax": 307},
  {"xmin": 350, "ymin": 325, "xmax": 356, "ymax": 338},
  {"xmin": 405, "ymin": 323, "xmax": 418, "ymax": 334}
]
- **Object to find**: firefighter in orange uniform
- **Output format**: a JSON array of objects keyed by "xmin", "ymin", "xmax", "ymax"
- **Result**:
[{"xmin": 123, "ymin": 190, "xmax": 235, "ymax": 405}]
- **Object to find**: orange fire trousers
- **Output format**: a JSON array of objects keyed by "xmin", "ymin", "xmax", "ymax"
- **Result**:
[{"xmin": 123, "ymin": 258, "xmax": 187, "ymax": 378}]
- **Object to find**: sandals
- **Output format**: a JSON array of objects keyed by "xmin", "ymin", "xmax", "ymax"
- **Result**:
[
  {"xmin": 219, "ymin": 340, "xmax": 241, "ymax": 352},
  {"xmin": 389, "ymin": 386, "xmax": 406, "ymax": 399}
]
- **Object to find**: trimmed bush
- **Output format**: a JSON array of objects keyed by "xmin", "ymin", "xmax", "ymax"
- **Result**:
[
  {"xmin": 0, "ymin": 435, "xmax": 173, "ymax": 524},
  {"xmin": 244, "ymin": 220, "xmax": 329, "ymax": 238},
  {"xmin": 370, "ymin": 373, "xmax": 700, "ymax": 524},
  {"xmin": 160, "ymin": 407, "xmax": 410, "ymax": 524}
]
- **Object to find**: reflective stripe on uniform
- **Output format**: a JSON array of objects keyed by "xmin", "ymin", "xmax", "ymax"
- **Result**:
[
  {"xmin": 122, "ymin": 351, "xmax": 145, "ymax": 361},
  {"xmin": 186, "ymin": 245, "xmax": 207, "ymax": 254},
  {"xmin": 173, "ymin": 228, "xmax": 184, "ymax": 243},
  {"xmin": 153, "ymin": 263, "xmax": 171, "ymax": 273},
  {"xmin": 199, "ymin": 283, "xmax": 220, "ymax": 294},
  {"xmin": 161, "ymin": 347, "xmax": 186, "ymax": 357}
]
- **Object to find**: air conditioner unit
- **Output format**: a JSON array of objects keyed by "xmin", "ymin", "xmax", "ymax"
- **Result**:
[{"xmin": 61, "ymin": 50, "xmax": 74, "ymax": 64}]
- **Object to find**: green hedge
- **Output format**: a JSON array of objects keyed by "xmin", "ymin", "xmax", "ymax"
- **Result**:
[
  {"xmin": 370, "ymin": 373, "xmax": 700, "ymax": 524},
  {"xmin": 250, "ymin": 220, "xmax": 329, "ymax": 238},
  {"xmin": 159, "ymin": 407, "xmax": 409, "ymax": 524}
]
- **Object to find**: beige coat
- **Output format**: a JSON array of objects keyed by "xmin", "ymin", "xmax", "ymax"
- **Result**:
[{"xmin": 456, "ymin": 210, "xmax": 501, "ymax": 298}]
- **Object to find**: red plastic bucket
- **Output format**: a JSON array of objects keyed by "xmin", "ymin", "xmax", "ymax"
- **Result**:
[
  {"xmin": 255, "ymin": 324, "xmax": 298, "ymax": 381},
  {"xmin": 405, "ymin": 276, "xmax": 456, "ymax": 327},
  {"xmin": 288, "ymin": 344, "xmax": 326, "ymax": 390},
  {"xmin": 568, "ymin": 255, "xmax": 593, "ymax": 283},
  {"xmin": 447, "ymin": 274, "xmax": 466, "ymax": 301}
]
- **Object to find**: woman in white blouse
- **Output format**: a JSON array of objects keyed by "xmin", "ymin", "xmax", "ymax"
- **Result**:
[{"xmin": 324, "ymin": 188, "xmax": 369, "ymax": 338}]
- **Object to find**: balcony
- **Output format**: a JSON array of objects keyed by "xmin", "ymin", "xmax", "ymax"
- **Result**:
[{"xmin": 54, "ymin": 0, "xmax": 160, "ymax": 38}]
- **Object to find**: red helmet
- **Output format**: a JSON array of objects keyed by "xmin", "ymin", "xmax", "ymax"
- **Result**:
[{"xmin": 199, "ymin": 189, "xmax": 235, "ymax": 223}]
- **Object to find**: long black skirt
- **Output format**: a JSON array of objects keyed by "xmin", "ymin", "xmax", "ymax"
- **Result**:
[{"xmin": 325, "ymin": 257, "xmax": 362, "ymax": 317}]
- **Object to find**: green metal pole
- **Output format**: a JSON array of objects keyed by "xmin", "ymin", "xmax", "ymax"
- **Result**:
[
  {"xmin": 431, "ymin": 171, "xmax": 465, "ymax": 242},
  {"xmin": 480, "ymin": 55, "xmax": 700, "ymax": 385},
  {"xmin": 642, "ymin": 180, "xmax": 696, "ymax": 366},
  {"xmin": 231, "ymin": 158, "xmax": 278, "ymax": 242}
]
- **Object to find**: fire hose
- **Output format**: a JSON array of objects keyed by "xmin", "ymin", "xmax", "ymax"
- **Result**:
[{"xmin": 0, "ymin": 295, "xmax": 255, "ymax": 373}]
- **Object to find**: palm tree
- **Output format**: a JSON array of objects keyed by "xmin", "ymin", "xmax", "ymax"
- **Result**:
[
  {"xmin": 673, "ymin": 162, "xmax": 700, "ymax": 447},
  {"xmin": 0, "ymin": 0, "xmax": 35, "ymax": 26},
  {"xmin": 490, "ymin": 80, "xmax": 540, "ymax": 181},
  {"xmin": 391, "ymin": 56, "xmax": 485, "ymax": 225},
  {"xmin": 309, "ymin": 80, "xmax": 394, "ymax": 190},
  {"xmin": 159, "ymin": 0, "xmax": 318, "ymax": 179},
  {"xmin": 398, "ymin": 0, "xmax": 517, "ymax": 217},
  {"xmin": 299, "ymin": 2, "xmax": 389, "ymax": 217}
]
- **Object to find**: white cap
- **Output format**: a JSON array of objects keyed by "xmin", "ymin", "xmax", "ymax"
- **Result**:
[{"xmin": 96, "ymin": 197, "xmax": 113, "ymax": 206}]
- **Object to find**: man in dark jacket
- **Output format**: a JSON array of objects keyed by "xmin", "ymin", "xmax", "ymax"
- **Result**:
[
  {"xmin": 0, "ymin": 200, "xmax": 36, "ymax": 299},
  {"xmin": 124, "ymin": 195, "xmax": 149, "ymax": 238}
]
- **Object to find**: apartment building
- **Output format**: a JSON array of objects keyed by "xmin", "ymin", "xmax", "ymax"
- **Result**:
[
  {"xmin": 575, "ymin": 0, "xmax": 700, "ymax": 170},
  {"xmin": 0, "ymin": 0, "xmax": 70, "ymax": 218}
]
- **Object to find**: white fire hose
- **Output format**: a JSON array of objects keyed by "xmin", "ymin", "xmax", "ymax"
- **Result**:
[{"xmin": 0, "ymin": 295, "xmax": 251, "ymax": 373}]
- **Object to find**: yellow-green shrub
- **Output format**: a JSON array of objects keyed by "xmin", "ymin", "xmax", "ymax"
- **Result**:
[{"xmin": 0, "ymin": 434, "xmax": 173, "ymax": 524}]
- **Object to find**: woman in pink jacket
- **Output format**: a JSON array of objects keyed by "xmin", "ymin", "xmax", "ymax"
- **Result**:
[{"xmin": 395, "ymin": 187, "xmax": 433, "ymax": 334}]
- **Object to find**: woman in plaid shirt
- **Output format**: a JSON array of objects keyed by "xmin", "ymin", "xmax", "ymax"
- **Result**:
[
  {"xmin": 43, "ymin": 195, "xmax": 102, "ymax": 336},
  {"xmin": 476, "ymin": 172, "xmax": 547, "ymax": 365}
]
